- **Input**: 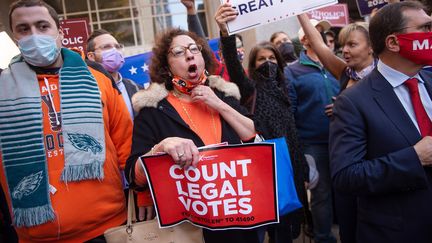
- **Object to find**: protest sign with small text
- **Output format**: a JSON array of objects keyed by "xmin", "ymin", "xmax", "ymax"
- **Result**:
[
  {"xmin": 356, "ymin": 0, "xmax": 388, "ymax": 16},
  {"xmin": 222, "ymin": 0, "xmax": 338, "ymax": 34},
  {"xmin": 306, "ymin": 4, "xmax": 349, "ymax": 27},
  {"xmin": 59, "ymin": 18, "xmax": 90, "ymax": 52},
  {"xmin": 141, "ymin": 143, "xmax": 278, "ymax": 230}
]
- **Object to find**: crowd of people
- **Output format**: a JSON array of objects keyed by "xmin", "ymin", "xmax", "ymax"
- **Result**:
[{"xmin": 1, "ymin": 0, "xmax": 432, "ymax": 242}]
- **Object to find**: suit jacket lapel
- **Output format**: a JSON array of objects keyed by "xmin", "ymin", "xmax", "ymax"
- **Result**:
[
  {"xmin": 370, "ymin": 69, "xmax": 421, "ymax": 145},
  {"xmin": 419, "ymin": 70, "xmax": 432, "ymax": 100}
]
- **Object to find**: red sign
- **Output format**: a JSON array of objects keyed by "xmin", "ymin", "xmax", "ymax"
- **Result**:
[
  {"xmin": 141, "ymin": 143, "xmax": 278, "ymax": 230},
  {"xmin": 60, "ymin": 18, "xmax": 90, "ymax": 52},
  {"xmin": 307, "ymin": 4, "xmax": 349, "ymax": 27}
]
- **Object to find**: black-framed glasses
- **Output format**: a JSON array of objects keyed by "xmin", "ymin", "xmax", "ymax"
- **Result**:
[
  {"xmin": 95, "ymin": 43, "xmax": 124, "ymax": 51},
  {"xmin": 169, "ymin": 44, "xmax": 202, "ymax": 57},
  {"xmin": 396, "ymin": 21, "xmax": 432, "ymax": 32}
]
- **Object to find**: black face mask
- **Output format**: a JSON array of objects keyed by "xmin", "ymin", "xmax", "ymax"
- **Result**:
[
  {"xmin": 278, "ymin": 42, "xmax": 297, "ymax": 63},
  {"xmin": 255, "ymin": 61, "xmax": 279, "ymax": 80}
]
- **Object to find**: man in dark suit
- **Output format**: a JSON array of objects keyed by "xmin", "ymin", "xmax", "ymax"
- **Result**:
[{"xmin": 329, "ymin": 2, "xmax": 432, "ymax": 243}]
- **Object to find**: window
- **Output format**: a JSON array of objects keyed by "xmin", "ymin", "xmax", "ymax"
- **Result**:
[
  {"xmin": 50, "ymin": 0, "xmax": 142, "ymax": 50},
  {"xmin": 47, "ymin": 0, "xmax": 208, "ymax": 54}
]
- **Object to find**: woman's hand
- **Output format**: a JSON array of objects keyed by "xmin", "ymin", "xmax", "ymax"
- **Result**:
[
  {"xmin": 138, "ymin": 205, "xmax": 155, "ymax": 221},
  {"xmin": 325, "ymin": 96, "xmax": 337, "ymax": 117},
  {"xmin": 214, "ymin": 3, "xmax": 238, "ymax": 37},
  {"xmin": 181, "ymin": 0, "xmax": 196, "ymax": 14},
  {"xmin": 153, "ymin": 137, "xmax": 200, "ymax": 168},
  {"xmin": 325, "ymin": 103, "xmax": 334, "ymax": 117},
  {"xmin": 191, "ymin": 85, "xmax": 223, "ymax": 110}
]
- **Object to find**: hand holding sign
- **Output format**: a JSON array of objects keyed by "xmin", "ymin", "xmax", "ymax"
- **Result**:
[
  {"xmin": 152, "ymin": 137, "xmax": 200, "ymax": 168},
  {"xmin": 215, "ymin": 2, "xmax": 239, "ymax": 37}
]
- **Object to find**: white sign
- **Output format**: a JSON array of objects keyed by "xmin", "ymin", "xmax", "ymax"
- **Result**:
[
  {"xmin": 222, "ymin": 0, "xmax": 338, "ymax": 34},
  {"xmin": 0, "ymin": 32, "xmax": 20, "ymax": 69}
]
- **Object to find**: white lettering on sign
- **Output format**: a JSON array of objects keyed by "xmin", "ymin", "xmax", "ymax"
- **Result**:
[
  {"xmin": 367, "ymin": 0, "xmax": 387, "ymax": 8},
  {"xmin": 62, "ymin": 36, "xmax": 84, "ymax": 46},
  {"xmin": 310, "ymin": 10, "xmax": 345, "ymax": 20},
  {"xmin": 170, "ymin": 159, "xmax": 253, "ymax": 217},
  {"xmin": 169, "ymin": 160, "xmax": 252, "ymax": 181}
]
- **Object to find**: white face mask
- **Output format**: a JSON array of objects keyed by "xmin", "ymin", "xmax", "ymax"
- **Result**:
[{"xmin": 18, "ymin": 34, "xmax": 61, "ymax": 67}]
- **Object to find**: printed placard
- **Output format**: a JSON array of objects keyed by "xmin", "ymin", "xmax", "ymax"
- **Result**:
[
  {"xmin": 222, "ymin": 0, "xmax": 338, "ymax": 35},
  {"xmin": 306, "ymin": 4, "xmax": 349, "ymax": 27},
  {"xmin": 60, "ymin": 18, "xmax": 90, "ymax": 52},
  {"xmin": 141, "ymin": 143, "xmax": 278, "ymax": 230},
  {"xmin": 356, "ymin": 0, "xmax": 388, "ymax": 16}
]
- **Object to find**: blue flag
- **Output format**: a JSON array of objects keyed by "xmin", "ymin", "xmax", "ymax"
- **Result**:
[
  {"xmin": 208, "ymin": 37, "xmax": 221, "ymax": 61},
  {"xmin": 119, "ymin": 51, "xmax": 152, "ymax": 87}
]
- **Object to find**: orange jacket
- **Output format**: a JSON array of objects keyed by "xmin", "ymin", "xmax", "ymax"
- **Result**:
[{"xmin": 0, "ymin": 63, "xmax": 133, "ymax": 242}]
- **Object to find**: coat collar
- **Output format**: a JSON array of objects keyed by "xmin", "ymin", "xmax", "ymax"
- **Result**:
[
  {"xmin": 131, "ymin": 75, "xmax": 241, "ymax": 112},
  {"xmin": 368, "ymin": 68, "xmax": 431, "ymax": 145}
]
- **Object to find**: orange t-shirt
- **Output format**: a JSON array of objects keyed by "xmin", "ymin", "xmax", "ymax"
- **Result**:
[
  {"xmin": 134, "ymin": 93, "xmax": 223, "ymax": 186},
  {"xmin": 167, "ymin": 92, "xmax": 222, "ymax": 145},
  {"xmin": 0, "ymin": 67, "xmax": 133, "ymax": 243},
  {"xmin": 38, "ymin": 74, "xmax": 63, "ymax": 165}
]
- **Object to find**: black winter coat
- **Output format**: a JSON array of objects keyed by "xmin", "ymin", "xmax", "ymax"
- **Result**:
[
  {"xmin": 125, "ymin": 77, "xmax": 260, "ymax": 243},
  {"xmin": 221, "ymin": 35, "xmax": 310, "ymax": 234}
]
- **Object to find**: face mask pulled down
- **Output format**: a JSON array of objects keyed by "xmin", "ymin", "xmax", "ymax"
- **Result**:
[
  {"xmin": 101, "ymin": 48, "xmax": 125, "ymax": 73},
  {"xmin": 172, "ymin": 71, "xmax": 207, "ymax": 95},
  {"xmin": 18, "ymin": 34, "xmax": 61, "ymax": 67},
  {"xmin": 397, "ymin": 32, "xmax": 432, "ymax": 66}
]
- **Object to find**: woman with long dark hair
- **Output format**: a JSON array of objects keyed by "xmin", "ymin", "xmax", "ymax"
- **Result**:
[{"xmin": 215, "ymin": 3, "xmax": 310, "ymax": 243}]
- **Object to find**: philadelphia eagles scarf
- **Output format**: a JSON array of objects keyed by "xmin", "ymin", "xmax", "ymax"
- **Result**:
[{"xmin": 0, "ymin": 48, "xmax": 105, "ymax": 227}]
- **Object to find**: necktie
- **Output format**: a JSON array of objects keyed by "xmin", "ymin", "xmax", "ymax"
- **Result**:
[{"xmin": 404, "ymin": 78, "xmax": 432, "ymax": 137}]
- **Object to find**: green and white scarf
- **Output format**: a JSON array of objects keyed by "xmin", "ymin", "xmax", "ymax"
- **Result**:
[{"xmin": 0, "ymin": 48, "xmax": 105, "ymax": 227}]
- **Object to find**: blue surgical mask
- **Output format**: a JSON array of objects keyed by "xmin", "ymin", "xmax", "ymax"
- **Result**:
[{"xmin": 18, "ymin": 34, "xmax": 61, "ymax": 67}]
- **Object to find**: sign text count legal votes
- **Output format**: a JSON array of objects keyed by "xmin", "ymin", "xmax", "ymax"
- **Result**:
[{"xmin": 141, "ymin": 143, "xmax": 279, "ymax": 230}]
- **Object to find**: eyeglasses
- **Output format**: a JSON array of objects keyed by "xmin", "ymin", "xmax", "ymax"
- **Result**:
[
  {"xmin": 95, "ymin": 43, "xmax": 124, "ymax": 51},
  {"xmin": 396, "ymin": 21, "xmax": 432, "ymax": 33},
  {"xmin": 169, "ymin": 44, "xmax": 202, "ymax": 57}
]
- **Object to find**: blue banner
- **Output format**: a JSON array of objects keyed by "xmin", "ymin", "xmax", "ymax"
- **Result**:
[
  {"xmin": 119, "ymin": 38, "xmax": 221, "ymax": 87},
  {"xmin": 356, "ymin": 0, "xmax": 388, "ymax": 16}
]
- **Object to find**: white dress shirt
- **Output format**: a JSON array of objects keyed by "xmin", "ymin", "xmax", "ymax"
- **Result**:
[
  {"xmin": 377, "ymin": 60, "xmax": 432, "ymax": 133},
  {"xmin": 115, "ymin": 73, "xmax": 134, "ymax": 121}
]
